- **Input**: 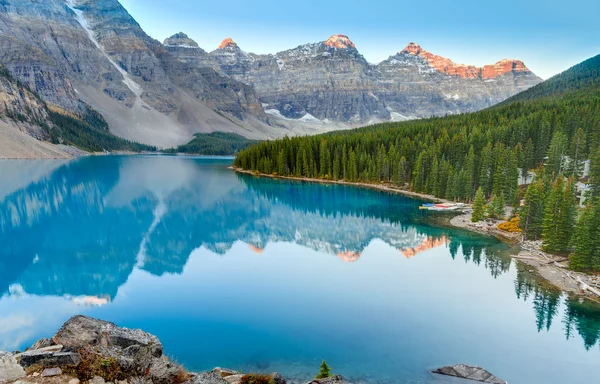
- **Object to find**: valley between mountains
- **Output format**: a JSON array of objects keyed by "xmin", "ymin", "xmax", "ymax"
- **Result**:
[{"xmin": 0, "ymin": 0, "xmax": 541, "ymax": 155}]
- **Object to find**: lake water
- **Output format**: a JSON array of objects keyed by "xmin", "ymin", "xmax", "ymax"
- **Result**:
[{"xmin": 1, "ymin": 156, "xmax": 599, "ymax": 384}]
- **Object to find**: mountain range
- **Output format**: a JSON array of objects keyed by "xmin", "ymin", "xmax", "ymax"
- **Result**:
[{"xmin": 0, "ymin": 0, "xmax": 541, "ymax": 152}]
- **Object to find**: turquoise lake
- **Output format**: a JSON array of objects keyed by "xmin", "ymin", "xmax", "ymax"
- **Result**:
[{"xmin": 1, "ymin": 156, "xmax": 599, "ymax": 384}]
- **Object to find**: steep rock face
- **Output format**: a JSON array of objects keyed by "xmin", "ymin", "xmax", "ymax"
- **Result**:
[
  {"xmin": 0, "ymin": 0, "xmax": 124, "ymax": 112},
  {"xmin": 376, "ymin": 45, "xmax": 541, "ymax": 117},
  {"xmin": 162, "ymin": 34, "xmax": 266, "ymax": 122},
  {"xmin": 164, "ymin": 32, "xmax": 200, "ymax": 48},
  {"xmin": 0, "ymin": 0, "xmax": 542, "ymax": 148},
  {"xmin": 0, "ymin": 0, "xmax": 280, "ymax": 147},
  {"xmin": 210, "ymin": 35, "xmax": 389, "ymax": 123},
  {"xmin": 206, "ymin": 37, "xmax": 542, "ymax": 123},
  {"xmin": 0, "ymin": 66, "xmax": 49, "ymax": 128},
  {"xmin": 400, "ymin": 42, "xmax": 530, "ymax": 79}
]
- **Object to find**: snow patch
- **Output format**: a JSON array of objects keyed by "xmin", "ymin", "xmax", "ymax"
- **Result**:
[
  {"xmin": 265, "ymin": 109, "xmax": 323, "ymax": 125},
  {"xmin": 165, "ymin": 44, "xmax": 200, "ymax": 49},
  {"xmin": 390, "ymin": 112, "xmax": 410, "ymax": 121},
  {"xmin": 368, "ymin": 92, "xmax": 379, "ymax": 101},
  {"xmin": 299, "ymin": 113, "xmax": 322, "ymax": 124},
  {"xmin": 265, "ymin": 109, "xmax": 285, "ymax": 118},
  {"xmin": 65, "ymin": 0, "xmax": 144, "ymax": 105}
]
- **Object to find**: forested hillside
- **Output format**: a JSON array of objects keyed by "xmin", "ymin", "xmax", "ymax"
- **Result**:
[
  {"xmin": 234, "ymin": 54, "xmax": 600, "ymax": 271},
  {"xmin": 502, "ymin": 54, "xmax": 600, "ymax": 103},
  {"xmin": 1, "ymin": 63, "xmax": 156, "ymax": 153},
  {"xmin": 166, "ymin": 132, "xmax": 258, "ymax": 156}
]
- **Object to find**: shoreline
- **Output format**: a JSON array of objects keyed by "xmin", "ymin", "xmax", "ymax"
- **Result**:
[
  {"xmin": 232, "ymin": 167, "xmax": 600, "ymax": 301},
  {"xmin": 0, "ymin": 316, "xmax": 505, "ymax": 384}
]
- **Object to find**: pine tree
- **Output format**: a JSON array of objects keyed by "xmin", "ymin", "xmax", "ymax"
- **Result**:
[
  {"xmin": 547, "ymin": 131, "xmax": 568, "ymax": 175},
  {"xmin": 568, "ymin": 128, "xmax": 587, "ymax": 177},
  {"xmin": 479, "ymin": 144, "xmax": 493, "ymax": 196},
  {"xmin": 523, "ymin": 139, "xmax": 536, "ymax": 182},
  {"xmin": 487, "ymin": 194, "xmax": 506, "ymax": 219},
  {"xmin": 589, "ymin": 146, "xmax": 600, "ymax": 200},
  {"xmin": 569, "ymin": 202, "xmax": 597, "ymax": 271},
  {"xmin": 520, "ymin": 179, "xmax": 546, "ymax": 240},
  {"xmin": 542, "ymin": 177, "xmax": 576, "ymax": 254},
  {"xmin": 316, "ymin": 361, "xmax": 332, "ymax": 379},
  {"xmin": 472, "ymin": 187, "xmax": 486, "ymax": 222}
]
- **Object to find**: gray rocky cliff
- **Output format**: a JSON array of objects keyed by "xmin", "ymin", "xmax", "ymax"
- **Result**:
[
  {"xmin": 204, "ymin": 36, "xmax": 542, "ymax": 124},
  {"xmin": 0, "ymin": 0, "xmax": 542, "ymax": 148},
  {"xmin": 0, "ymin": 0, "xmax": 276, "ymax": 148}
]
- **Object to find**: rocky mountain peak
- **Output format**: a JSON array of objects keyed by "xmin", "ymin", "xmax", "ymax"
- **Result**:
[
  {"xmin": 218, "ymin": 38, "xmax": 238, "ymax": 49},
  {"xmin": 481, "ymin": 59, "xmax": 531, "ymax": 78},
  {"xmin": 324, "ymin": 34, "xmax": 356, "ymax": 49},
  {"xmin": 398, "ymin": 42, "xmax": 531, "ymax": 79},
  {"xmin": 163, "ymin": 32, "xmax": 199, "ymax": 48},
  {"xmin": 400, "ymin": 42, "xmax": 423, "ymax": 55}
]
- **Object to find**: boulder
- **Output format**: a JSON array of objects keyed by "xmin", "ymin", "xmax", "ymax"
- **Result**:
[
  {"xmin": 186, "ymin": 372, "xmax": 229, "ymax": 384},
  {"xmin": 306, "ymin": 375, "xmax": 348, "ymax": 384},
  {"xmin": 53, "ymin": 316, "xmax": 161, "ymax": 352},
  {"xmin": 18, "ymin": 350, "xmax": 81, "ymax": 368},
  {"xmin": 0, "ymin": 351, "xmax": 26, "ymax": 382},
  {"xmin": 89, "ymin": 377, "xmax": 106, "ymax": 384},
  {"xmin": 147, "ymin": 356, "xmax": 185, "ymax": 384},
  {"xmin": 212, "ymin": 368, "xmax": 238, "ymax": 378},
  {"xmin": 29, "ymin": 338, "xmax": 56, "ymax": 351},
  {"xmin": 432, "ymin": 365, "xmax": 506, "ymax": 384},
  {"xmin": 222, "ymin": 374, "xmax": 244, "ymax": 384},
  {"xmin": 41, "ymin": 367, "xmax": 63, "ymax": 377},
  {"xmin": 269, "ymin": 373, "xmax": 286, "ymax": 384},
  {"xmin": 223, "ymin": 373, "xmax": 286, "ymax": 384}
]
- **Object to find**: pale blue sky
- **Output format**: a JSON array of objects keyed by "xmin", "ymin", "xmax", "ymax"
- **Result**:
[{"xmin": 120, "ymin": 0, "xmax": 599, "ymax": 79}]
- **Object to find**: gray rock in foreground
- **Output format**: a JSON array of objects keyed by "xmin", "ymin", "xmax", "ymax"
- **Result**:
[
  {"xmin": 53, "ymin": 315, "xmax": 161, "ymax": 350},
  {"xmin": 0, "ymin": 351, "xmax": 26, "ymax": 382},
  {"xmin": 19, "ymin": 350, "xmax": 82, "ymax": 369},
  {"xmin": 306, "ymin": 375, "xmax": 350, "ymax": 384},
  {"xmin": 433, "ymin": 365, "xmax": 506, "ymax": 384}
]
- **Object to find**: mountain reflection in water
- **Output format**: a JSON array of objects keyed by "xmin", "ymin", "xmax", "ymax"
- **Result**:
[{"xmin": 0, "ymin": 156, "xmax": 599, "ymax": 384}]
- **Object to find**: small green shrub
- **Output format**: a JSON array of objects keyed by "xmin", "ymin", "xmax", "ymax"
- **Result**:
[{"xmin": 316, "ymin": 361, "xmax": 332, "ymax": 379}]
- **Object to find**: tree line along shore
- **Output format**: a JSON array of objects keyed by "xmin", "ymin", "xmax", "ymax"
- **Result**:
[{"xmin": 233, "ymin": 53, "xmax": 600, "ymax": 280}]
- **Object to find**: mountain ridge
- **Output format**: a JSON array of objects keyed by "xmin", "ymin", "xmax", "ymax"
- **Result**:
[{"xmin": 0, "ymin": 0, "xmax": 542, "ymax": 153}]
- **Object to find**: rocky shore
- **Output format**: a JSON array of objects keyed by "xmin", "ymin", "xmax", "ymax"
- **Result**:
[
  {"xmin": 0, "ymin": 316, "xmax": 508, "ymax": 384},
  {"xmin": 0, "ymin": 316, "xmax": 352, "ymax": 384},
  {"xmin": 451, "ymin": 212, "xmax": 600, "ymax": 301},
  {"xmin": 233, "ymin": 169, "xmax": 600, "ymax": 301}
]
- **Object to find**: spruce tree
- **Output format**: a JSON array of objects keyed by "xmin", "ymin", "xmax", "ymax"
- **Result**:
[
  {"xmin": 487, "ymin": 194, "xmax": 506, "ymax": 219},
  {"xmin": 569, "ymin": 202, "xmax": 597, "ymax": 271},
  {"xmin": 520, "ymin": 179, "xmax": 545, "ymax": 240},
  {"xmin": 316, "ymin": 361, "xmax": 332, "ymax": 379},
  {"xmin": 523, "ymin": 139, "xmax": 536, "ymax": 182},
  {"xmin": 547, "ymin": 131, "xmax": 568, "ymax": 175},
  {"xmin": 542, "ymin": 177, "xmax": 576, "ymax": 254},
  {"xmin": 472, "ymin": 187, "xmax": 486, "ymax": 222},
  {"xmin": 568, "ymin": 128, "xmax": 587, "ymax": 177},
  {"xmin": 589, "ymin": 146, "xmax": 600, "ymax": 200}
]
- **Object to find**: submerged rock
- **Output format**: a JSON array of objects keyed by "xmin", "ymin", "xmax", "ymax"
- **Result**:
[
  {"xmin": 432, "ymin": 365, "xmax": 506, "ymax": 384},
  {"xmin": 0, "ymin": 351, "xmax": 26, "ymax": 382}
]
